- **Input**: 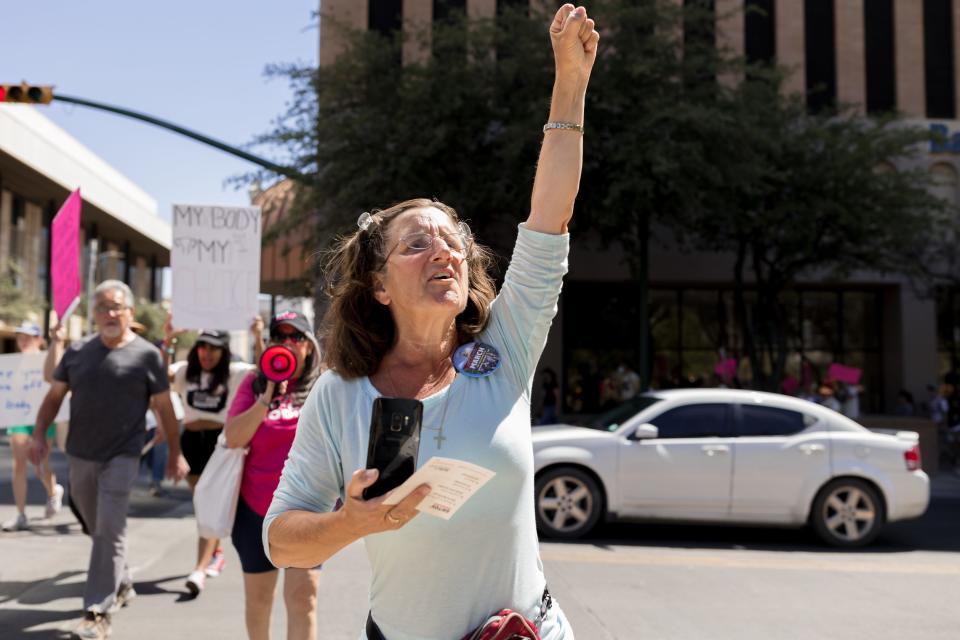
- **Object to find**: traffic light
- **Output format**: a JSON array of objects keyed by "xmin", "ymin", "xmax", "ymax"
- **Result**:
[{"xmin": 0, "ymin": 83, "xmax": 53, "ymax": 104}]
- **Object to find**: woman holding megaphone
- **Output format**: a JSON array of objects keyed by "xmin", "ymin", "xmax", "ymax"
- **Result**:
[{"xmin": 223, "ymin": 310, "xmax": 323, "ymax": 640}]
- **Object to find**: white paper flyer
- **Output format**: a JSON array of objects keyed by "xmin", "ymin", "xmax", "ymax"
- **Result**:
[{"xmin": 382, "ymin": 456, "xmax": 495, "ymax": 520}]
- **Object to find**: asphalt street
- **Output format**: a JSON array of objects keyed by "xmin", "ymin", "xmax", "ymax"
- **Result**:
[{"xmin": 1, "ymin": 437, "xmax": 958, "ymax": 639}]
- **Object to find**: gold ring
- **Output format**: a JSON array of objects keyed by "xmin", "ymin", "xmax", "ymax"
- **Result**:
[{"xmin": 386, "ymin": 512, "xmax": 402, "ymax": 525}]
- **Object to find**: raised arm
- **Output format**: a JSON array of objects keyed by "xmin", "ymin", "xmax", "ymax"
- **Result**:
[
  {"xmin": 527, "ymin": 4, "xmax": 599, "ymax": 235},
  {"xmin": 43, "ymin": 323, "xmax": 67, "ymax": 383}
]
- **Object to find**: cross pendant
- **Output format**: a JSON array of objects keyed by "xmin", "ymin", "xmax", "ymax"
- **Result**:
[{"xmin": 433, "ymin": 431, "xmax": 446, "ymax": 449}]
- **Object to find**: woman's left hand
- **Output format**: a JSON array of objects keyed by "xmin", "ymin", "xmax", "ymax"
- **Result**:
[
  {"xmin": 341, "ymin": 469, "xmax": 432, "ymax": 536},
  {"xmin": 550, "ymin": 4, "xmax": 600, "ymax": 86}
]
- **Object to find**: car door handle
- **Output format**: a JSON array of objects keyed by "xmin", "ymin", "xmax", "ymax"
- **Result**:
[
  {"xmin": 702, "ymin": 445, "xmax": 730, "ymax": 456},
  {"xmin": 799, "ymin": 444, "xmax": 825, "ymax": 455}
]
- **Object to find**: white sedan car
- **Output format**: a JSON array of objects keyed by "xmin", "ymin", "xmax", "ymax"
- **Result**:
[{"xmin": 532, "ymin": 389, "xmax": 930, "ymax": 547}]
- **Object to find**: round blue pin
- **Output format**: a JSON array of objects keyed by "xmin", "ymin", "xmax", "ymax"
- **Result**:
[{"xmin": 453, "ymin": 341, "xmax": 501, "ymax": 377}]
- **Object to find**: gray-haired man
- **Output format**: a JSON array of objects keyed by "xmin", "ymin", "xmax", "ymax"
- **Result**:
[{"xmin": 31, "ymin": 280, "xmax": 189, "ymax": 640}]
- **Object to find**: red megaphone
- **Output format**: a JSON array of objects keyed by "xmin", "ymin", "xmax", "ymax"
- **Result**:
[{"xmin": 260, "ymin": 344, "xmax": 298, "ymax": 382}]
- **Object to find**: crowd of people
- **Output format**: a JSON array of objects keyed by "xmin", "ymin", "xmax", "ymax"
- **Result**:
[{"xmin": 1, "ymin": 5, "xmax": 599, "ymax": 640}]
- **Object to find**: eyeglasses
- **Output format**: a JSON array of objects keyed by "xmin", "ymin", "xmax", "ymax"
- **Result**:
[
  {"xmin": 94, "ymin": 304, "xmax": 128, "ymax": 315},
  {"xmin": 272, "ymin": 331, "xmax": 308, "ymax": 344},
  {"xmin": 385, "ymin": 223, "xmax": 474, "ymax": 263}
]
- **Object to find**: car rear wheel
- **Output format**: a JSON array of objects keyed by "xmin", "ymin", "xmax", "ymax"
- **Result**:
[
  {"xmin": 811, "ymin": 478, "xmax": 885, "ymax": 547},
  {"xmin": 535, "ymin": 467, "xmax": 603, "ymax": 539}
]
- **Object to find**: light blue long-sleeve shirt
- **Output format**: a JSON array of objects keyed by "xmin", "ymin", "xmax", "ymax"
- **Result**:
[{"xmin": 264, "ymin": 224, "xmax": 573, "ymax": 640}]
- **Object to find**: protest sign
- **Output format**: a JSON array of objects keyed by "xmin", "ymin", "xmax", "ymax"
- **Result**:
[
  {"xmin": 51, "ymin": 189, "xmax": 82, "ymax": 320},
  {"xmin": 0, "ymin": 352, "xmax": 69, "ymax": 429},
  {"xmin": 827, "ymin": 363, "xmax": 862, "ymax": 385},
  {"xmin": 171, "ymin": 204, "xmax": 262, "ymax": 330}
]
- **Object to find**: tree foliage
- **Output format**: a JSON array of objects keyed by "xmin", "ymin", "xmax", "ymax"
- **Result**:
[{"xmin": 0, "ymin": 261, "xmax": 43, "ymax": 326}]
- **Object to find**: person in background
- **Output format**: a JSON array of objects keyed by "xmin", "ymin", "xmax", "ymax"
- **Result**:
[
  {"xmin": 251, "ymin": 314, "xmax": 266, "ymax": 364},
  {"xmin": 161, "ymin": 316, "xmax": 254, "ymax": 597},
  {"xmin": 818, "ymin": 383, "xmax": 842, "ymax": 412},
  {"xmin": 894, "ymin": 389, "xmax": 916, "ymax": 416},
  {"xmin": 926, "ymin": 383, "xmax": 949, "ymax": 427},
  {"xmin": 141, "ymin": 393, "xmax": 177, "ymax": 497},
  {"xmin": 30, "ymin": 280, "xmax": 189, "ymax": 640},
  {"xmin": 223, "ymin": 310, "xmax": 322, "ymax": 640},
  {"xmin": 2, "ymin": 321, "xmax": 64, "ymax": 532},
  {"xmin": 838, "ymin": 381, "xmax": 860, "ymax": 420},
  {"xmin": 539, "ymin": 368, "xmax": 560, "ymax": 425}
]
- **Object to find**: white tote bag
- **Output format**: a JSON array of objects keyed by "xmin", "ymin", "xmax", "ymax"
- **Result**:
[{"xmin": 193, "ymin": 433, "xmax": 247, "ymax": 539}]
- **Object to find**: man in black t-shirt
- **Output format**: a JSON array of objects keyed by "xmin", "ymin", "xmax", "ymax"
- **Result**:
[{"xmin": 31, "ymin": 280, "xmax": 189, "ymax": 640}]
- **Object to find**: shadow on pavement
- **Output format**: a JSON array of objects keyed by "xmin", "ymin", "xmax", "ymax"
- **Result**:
[
  {"xmin": 132, "ymin": 574, "xmax": 195, "ymax": 603},
  {"xmin": 544, "ymin": 493, "xmax": 960, "ymax": 554},
  {"xmin": 0, "ymin": 606, "xmax": 79, "ymax": 640},
  {"xmin": 0, "ymin": 572, "xmax": 86, "ymax": 607}
]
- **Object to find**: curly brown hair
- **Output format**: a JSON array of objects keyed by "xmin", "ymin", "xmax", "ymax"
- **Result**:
[{"xmin": 319, "ymin": 198, "xmax": 497, "ymax": 379}]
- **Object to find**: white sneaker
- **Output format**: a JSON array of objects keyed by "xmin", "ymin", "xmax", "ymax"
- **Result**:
[
  {"xmin": 185, "ymin": 569, "xmax": 206, "ymax": 596},
  {"xmin": 45, "ymin": 483, "xmax": 64, "ymax": 518},
  {"xmin": 2, "ymin": 513, "xmax": 28, "ymax": 531}
]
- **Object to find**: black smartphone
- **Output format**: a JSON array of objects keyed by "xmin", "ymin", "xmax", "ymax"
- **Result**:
[{"xmin": 363, "ymin": 397, "xmax": 424, "ymax": 500}]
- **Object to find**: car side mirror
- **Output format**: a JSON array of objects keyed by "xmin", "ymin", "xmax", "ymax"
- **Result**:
[{"xmin": 630, "ymin": 423, "xmax": 659, "ymax": 440}]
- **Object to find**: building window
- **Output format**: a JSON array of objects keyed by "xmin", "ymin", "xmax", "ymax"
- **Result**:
[
  {"xmin": 744, "ymin": 0, "xmax": 775, "ymax": 64},
  {"xmin": 924, "ymin": 0, "xmax": 956, "ymax": 119},
  {"xmin": 804, "ymin": 0, "xmax": 837, "ymax": 112},
  {"xmin": 369, "ymin": 0, "xmax": 403, "ymax": 36},
  {"xmin": 434, "ymin": 0, "xmax": 466, "ymax": 23},
  {"xmin": 497, "ymin": 0, "xmax": 529, "ymax": 16},
  {"xmin": 864, "ymin": 0, "xmax": 896, "ymax": 114},
  {"xmin": 433, "ymin": 0, "xmax": 467, "ymax": 60}
]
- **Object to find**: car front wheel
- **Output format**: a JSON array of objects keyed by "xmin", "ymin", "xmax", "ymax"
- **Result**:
[
  {"xmin": 811, "ymin": 478, "xmax": 886, "ymax": 547},
  {"xmin": 534, "ymin": 467, "xmax": 603, "ymax": 539}
]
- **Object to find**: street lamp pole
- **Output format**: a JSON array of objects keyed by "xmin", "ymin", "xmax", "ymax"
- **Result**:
[{"xmin": 52, "ymin": 94, "xmax": 307, "ymax": 183}]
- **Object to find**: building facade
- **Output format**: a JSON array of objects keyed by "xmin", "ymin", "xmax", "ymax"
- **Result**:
[
  {"xmin": 317, "ymin": 0, "xmax": 960, "ymax": 415},
  {"xmin": 0, "ymin": 104, "xmax": 170, "ymax": 352}
]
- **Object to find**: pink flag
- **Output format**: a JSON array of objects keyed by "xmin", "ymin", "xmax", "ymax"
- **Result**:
[
  {"xmin": 51, "ymin": 189, "xmax": 82, "ymax": 320},
  {"xmin": 827, "ymin": 363, "xmax": 862, "ymax": 385}
]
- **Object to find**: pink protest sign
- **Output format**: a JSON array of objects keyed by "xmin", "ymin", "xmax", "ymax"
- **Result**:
[
  {"xmin": 51, "ymin": 189, "xmax": 82, "ymax": 320},
  {"xmin": 827, "ymin": 363, "xmax": 862, "ymax": 385},
  {"xmin": 713, "ymin": 358, "xmax": 737, "ymax": 380}
]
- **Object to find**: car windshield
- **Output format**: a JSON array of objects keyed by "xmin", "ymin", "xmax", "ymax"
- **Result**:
[{"xmin": 580, "ymin": 396, "xmax": 663, "ymax": 432}]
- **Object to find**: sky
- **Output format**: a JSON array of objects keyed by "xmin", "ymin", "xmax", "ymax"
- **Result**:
[{"xmin": 1, "ymin": 0, "xmax": 319, "ymax": 223}]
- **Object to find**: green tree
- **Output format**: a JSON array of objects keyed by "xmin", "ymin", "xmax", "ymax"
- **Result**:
[
  {"xmin": 0, "ymin": 261, "xmax": 42, "ymax": 326},
  {"xmin": 134, "ymin": 299, "xmax": 168, "ymax": 344}
]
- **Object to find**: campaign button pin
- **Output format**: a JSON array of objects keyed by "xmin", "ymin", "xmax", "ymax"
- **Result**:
[{"xmin": 453, "ymin": 341, "xmax": 501, "ymax": 378}]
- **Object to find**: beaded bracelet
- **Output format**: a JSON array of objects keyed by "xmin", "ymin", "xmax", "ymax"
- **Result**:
[{"xmin": 543, "ymin": 121, "xmax": 584, "ymax": 134}]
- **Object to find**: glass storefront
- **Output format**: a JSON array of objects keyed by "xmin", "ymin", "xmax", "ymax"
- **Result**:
[{"xmin": 562, "ymin": 282, "xmax": 885, "ymax": 413}]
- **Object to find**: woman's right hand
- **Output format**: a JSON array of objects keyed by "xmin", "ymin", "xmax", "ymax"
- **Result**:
[{"xmin": 342, "ymin": 468, "xmax": 432, "ymax": 536}]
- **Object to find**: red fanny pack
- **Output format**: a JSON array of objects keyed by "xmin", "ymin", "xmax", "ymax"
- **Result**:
[
  {"xmin": 460, "ymin": 588, "xmax": 552, "ymax": 640},
  {"xmin": 366, "ymin": 589, "xmax": 551, "ymax": 640},
  {"xmin": 460, "ymin": 609, "xmax": 540, "ymax": 640}
]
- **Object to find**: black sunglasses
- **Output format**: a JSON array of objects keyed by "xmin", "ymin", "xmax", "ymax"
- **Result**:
[{"xmin": 272, "ymin": 331, "xmax": 308, "ymax": 343}]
